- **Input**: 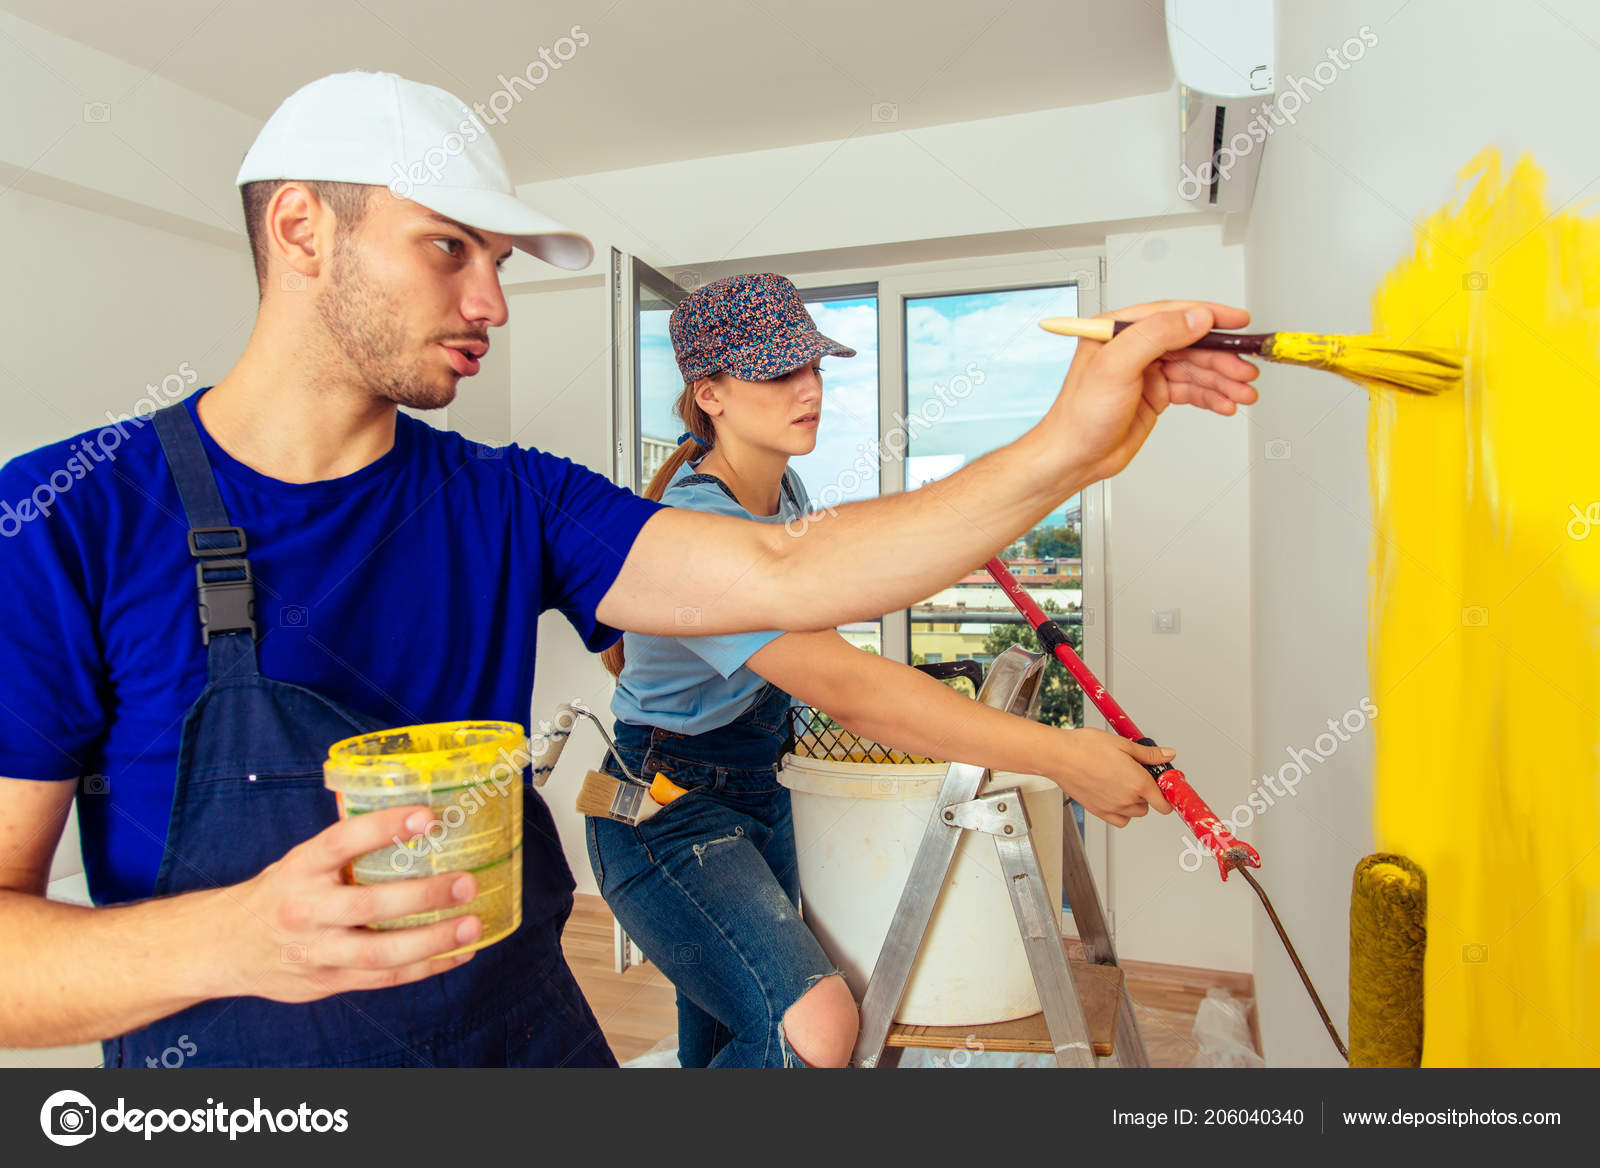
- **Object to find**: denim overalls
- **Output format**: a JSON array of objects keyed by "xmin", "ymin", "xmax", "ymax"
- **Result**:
[
  {"xmin": 103, "ymin": 403, "xmax": 614, "ymax": 1068},
  {"xmin": 586, "ymin": 677, "xmax": 841, "ymax": 1068}
]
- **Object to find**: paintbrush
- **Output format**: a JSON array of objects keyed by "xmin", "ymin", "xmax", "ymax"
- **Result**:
[
  {"xmin": 545, "ymin": 701, "xmax": 691, "ymax": 825},
  {"xmin": 575, "ymin": 769, "xmax": 690, "ymax": 825},
  {"xmin": 1038, "ymin": 317, "xmax": 1461, "ymax": 395}
]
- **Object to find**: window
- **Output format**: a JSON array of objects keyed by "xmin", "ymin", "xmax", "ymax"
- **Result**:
[
  {"xmin": 618, "ymin": 262, "xmax": 882, "ymax": 652},
  {"xmin": 904, "ymin": 284, "xmax": 1087, "ymax": 729},
  {"xmin": 636, "ymin": 300, "xmax": 680, "ymax": 486},
  {"xmin": 791, "ymin": 287, "xmax": 880, "ymax": 654}
]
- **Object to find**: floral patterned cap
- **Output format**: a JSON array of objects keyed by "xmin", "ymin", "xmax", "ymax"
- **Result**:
[{"xmin": 669, "ymin": 273, "xmax": 856, "ymax": 382}]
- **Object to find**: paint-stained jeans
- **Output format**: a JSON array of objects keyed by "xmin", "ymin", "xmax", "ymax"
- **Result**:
[{"xmin": 585, "ymin": 720, "xmax": 841, "ymax": 1068}]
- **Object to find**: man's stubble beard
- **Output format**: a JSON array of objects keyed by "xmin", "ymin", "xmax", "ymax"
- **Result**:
[{"xmin": 315, "ymin": 237, "xmax": 456, "ymax": 411}]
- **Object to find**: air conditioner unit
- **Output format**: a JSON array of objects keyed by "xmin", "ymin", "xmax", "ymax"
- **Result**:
[{"xmin": 1165, "ymin": 0, "xmax": 1275, "ymax": 212}]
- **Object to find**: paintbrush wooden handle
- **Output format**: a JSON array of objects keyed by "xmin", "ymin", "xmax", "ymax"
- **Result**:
[{"xmin": 1040, "ymin": 316, "xmax": 1273, "ymax": 355}]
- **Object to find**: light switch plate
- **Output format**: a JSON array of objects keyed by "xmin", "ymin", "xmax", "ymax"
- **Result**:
[{"xmin": 1152, "ymin": 608, "xmax": 1180, "ymax": 634}]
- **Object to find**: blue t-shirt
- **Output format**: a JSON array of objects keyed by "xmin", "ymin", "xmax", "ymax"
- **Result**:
[
  {"xmin": 610, "ymin": 460, "xmax": 809, "ymax": 735},
  {"xmin": 0, "ymin": 389, "xmax": 662, "ymax": 909}
]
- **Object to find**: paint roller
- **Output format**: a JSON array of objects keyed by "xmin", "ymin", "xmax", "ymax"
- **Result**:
[{"xmin": 1349, "ymin": 853, "xmax": 1427, "ymax": 1067}]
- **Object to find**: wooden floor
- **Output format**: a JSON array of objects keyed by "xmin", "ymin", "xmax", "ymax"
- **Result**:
[{"xmin": 561, "ymin": 893, "xmax": 1260, "ymax": 1066}]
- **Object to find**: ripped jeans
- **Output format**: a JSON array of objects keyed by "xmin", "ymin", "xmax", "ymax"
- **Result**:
[{"xmin": 585, "ymin": 700, "xmax": 841, "ymax": 1068}]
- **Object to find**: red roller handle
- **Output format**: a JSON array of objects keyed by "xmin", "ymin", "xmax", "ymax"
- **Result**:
[{"xmin": 984, "ymin": 557, "xmax": 1260, "ymax": 881}]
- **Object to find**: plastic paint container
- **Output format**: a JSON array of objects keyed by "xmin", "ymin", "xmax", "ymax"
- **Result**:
[{"xmin": 324, "ymin": 721, "xmax": 527, "ymax": 957}]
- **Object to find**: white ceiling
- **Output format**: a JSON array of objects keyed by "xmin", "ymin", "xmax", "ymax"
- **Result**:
[{"xmin": 5, "ymin": 0, "xmax": 1173, "ymax": 182}]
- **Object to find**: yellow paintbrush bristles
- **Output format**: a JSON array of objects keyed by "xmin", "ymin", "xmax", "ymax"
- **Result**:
[{"xmin": 1263, "ymin": 332, "xmax": 1462, "ymax": 395}]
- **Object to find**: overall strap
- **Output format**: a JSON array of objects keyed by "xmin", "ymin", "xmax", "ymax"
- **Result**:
[
  {"xmin": 152, "ymin": 404, "xmax": 260, "ymax": 678},
  {"xmin": 672, "ymin": 472, "xmax": 739, "ymax": 506}
]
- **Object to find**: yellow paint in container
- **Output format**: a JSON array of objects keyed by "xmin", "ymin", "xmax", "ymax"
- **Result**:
[{"xmin": 324, "ymin": 721, "xmax": 528, "ymax": 957}]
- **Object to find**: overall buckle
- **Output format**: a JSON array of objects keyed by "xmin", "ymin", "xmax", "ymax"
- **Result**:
[{"xmin": 195, "ymin": 558, "xmax": 258, "ymax": 644}]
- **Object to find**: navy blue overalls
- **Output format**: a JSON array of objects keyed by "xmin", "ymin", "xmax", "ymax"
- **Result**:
[{"xmin": 103, "ymin": 403, "xmax": 615, "ymax": 1068}]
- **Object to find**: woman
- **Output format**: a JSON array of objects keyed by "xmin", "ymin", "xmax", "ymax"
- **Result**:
[{"xmin": 587, "ymin": 272, "xmax": 1177, "ymax": 1068}]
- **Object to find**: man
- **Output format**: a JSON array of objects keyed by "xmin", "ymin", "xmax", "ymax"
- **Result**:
[{"xmin": 0, "ymin": 72, "xmax": 1258, "ymax": 1067}]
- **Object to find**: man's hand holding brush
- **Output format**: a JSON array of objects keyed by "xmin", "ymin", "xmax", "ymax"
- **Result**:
[{"xmin": 1040, "ymin": 301, "xmax": 1261, "ymax": 484}]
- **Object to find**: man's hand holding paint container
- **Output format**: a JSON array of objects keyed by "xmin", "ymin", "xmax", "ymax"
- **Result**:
[
  {"xmin": 202, "ymin": 805, "xmax": 481, "ymax": 1005},
  {"xmin": 1040, "ymin": 301, "xmax": 1260, "ymax": 484}
]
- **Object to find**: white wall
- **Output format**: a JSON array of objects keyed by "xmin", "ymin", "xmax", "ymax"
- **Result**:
[
  {"xmin": 0, "ymin": 9, "xmax": 257, "ymax": 246},
  {"xmin": 1245, "ymin": 0, "xmax": 1597, "ymax": 1065},
  {"xmin": 1102, "ymin": 223, "xmax": 1254, "ymax": 972},
  {"xmin": 507, "ymin": 276, "xmax": 618, "ymax": 896},
  {"xmin": 507, "ymin": 89, "xmax": 1197, "ymax": 283},
  {"xmin": 0, "ymin": 188, "xmax": 257, "ymax": 463}
]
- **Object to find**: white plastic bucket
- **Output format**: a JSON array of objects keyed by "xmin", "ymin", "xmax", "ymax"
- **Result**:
[{"xmin": 779, "ymin": 754, "xmax": 1064, "ymax": 1027}]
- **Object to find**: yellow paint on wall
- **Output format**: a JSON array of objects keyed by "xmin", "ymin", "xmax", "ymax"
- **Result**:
[{"xmin": 1369, "ymin": 150, "xmax": 1600, "ymax": 1066}]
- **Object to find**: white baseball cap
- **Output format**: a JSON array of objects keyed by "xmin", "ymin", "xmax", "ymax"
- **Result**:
[{"xmin": 237, "ymin": 70, "xmax": 593, "ymax": 270}]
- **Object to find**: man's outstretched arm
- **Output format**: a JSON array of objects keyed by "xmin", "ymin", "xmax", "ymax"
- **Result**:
[{"xmin": 598, "ymin": 301, "xmax": 1258, "ymax": 637}]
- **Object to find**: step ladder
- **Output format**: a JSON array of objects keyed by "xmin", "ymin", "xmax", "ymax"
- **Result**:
[{"xmin": 853, "ymin": 646, "xmax": 1149, "ymax": 1068}]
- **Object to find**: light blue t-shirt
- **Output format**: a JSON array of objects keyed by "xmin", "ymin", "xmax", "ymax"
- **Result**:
[{"xmin": 610, "ymin": 459, "xmax": 811, "ymax": 735}]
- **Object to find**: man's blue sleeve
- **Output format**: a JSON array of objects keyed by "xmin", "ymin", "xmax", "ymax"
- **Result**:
[
  {"xmin": 657, "ymin": 478, "xmax": 788, "ymax": 680},
  {"xmin": 0, "ymin": 453, "xmax": 109, "ymax": 781},
  {"xmin": 517, "ymin": 448, "xmax": 664, "ymax": 652}
]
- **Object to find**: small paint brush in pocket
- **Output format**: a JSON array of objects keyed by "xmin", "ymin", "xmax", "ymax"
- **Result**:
[{"xmin": 576, "ymin": 769, "xmax": 690, "ymax": 826}]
